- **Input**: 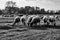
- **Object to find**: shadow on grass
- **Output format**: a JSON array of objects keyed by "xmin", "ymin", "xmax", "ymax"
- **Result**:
[
  {"xmin": 30, "ymin": 25, "xmax": 60, "ymax": 30},
  {"xmin": 0, "ymin": 25, "xmax": 13, "ymax": 30},
  {"xmin": 0, "ymin": 25, "xmax": 60, "ymax": 30}
]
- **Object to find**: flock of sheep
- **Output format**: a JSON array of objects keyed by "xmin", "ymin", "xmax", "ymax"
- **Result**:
[{"xmin": 11, "ymin": 14, "xmax": 59, "ymax": 28}]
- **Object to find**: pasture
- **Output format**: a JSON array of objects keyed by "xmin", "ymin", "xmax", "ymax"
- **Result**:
[{"xmin": 0, "ymin": 15, "xmax": 60, "ymax": 40}]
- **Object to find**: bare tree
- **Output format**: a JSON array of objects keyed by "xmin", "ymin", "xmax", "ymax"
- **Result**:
[
  {"xmin": 3, "ymin": 1, "xmax": 19, "ymax": 15},
  {"xmin": 6, "ymin": 1, "xmax": 16, "ymax": 7}
]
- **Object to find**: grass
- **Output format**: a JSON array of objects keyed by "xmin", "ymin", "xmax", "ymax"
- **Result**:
[
  {"xmin": 0, "ymin": 17, "xmax": 60, "ymax": 40},
  {"xmin": 0, "ymin": 25, "xmax": 60, "ymax": 40}
]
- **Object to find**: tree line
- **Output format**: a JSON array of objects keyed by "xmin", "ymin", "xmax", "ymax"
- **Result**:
[{"xmin": 0, "ymin": 1, "xmax": 60, "ymax": 15}]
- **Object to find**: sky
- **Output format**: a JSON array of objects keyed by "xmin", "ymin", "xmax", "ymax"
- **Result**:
[{"xmin": 0, "ymin": 0, "xmax": 60, "ymax": 11}]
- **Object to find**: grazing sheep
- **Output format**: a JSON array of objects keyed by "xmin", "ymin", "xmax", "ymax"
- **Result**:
[
  {"xmin": 12, "ymin": 15, "xmax": 23, "ymax": 26},
  {"xmin": 27, "ymin": 15, "xmax": 41, "ymax": 27}
]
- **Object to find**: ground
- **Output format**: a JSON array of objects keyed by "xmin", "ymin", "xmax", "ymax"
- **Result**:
[
  {"xmin": 0, "ymin": 16, "xmax": 60, "ymax": 40},
  {"xmin": 0, "ymin": 25, "xmax": 60, "ymax": 40}
]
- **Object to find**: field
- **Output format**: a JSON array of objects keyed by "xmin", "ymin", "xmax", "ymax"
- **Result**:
[
  {"xmin": 0, "ymin": 25, "xmax": 60, "ymax": 40},
  {"xmin": 0, "ymin": 16, "xmax": 60, "ymax": 40}
]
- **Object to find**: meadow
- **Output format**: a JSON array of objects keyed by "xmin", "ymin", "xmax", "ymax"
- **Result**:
[{"xmin": 0, "ymin": 15, "xmax": 60, "ymax": 40}]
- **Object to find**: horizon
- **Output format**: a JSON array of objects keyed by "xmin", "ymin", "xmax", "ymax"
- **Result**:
[{"xmin": 0, "ymin": 0, "xmax": 60, "ymax": 11}]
